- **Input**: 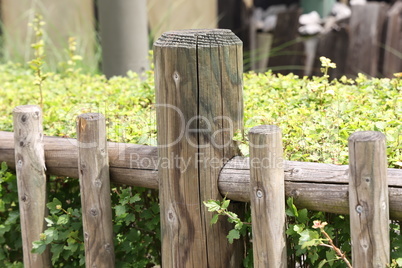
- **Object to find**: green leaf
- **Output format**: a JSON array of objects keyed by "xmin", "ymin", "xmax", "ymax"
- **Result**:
[
  {"xmin": 297, "ymin": 208, "xmax": 308, "ymax": 223},
  {"xmin": 203, "ymin": 200, "xmax": 221, "ymax": 212},
  {"xmin": 47, "ymin": 198, "xmax": 62, "ymax": 214},
  {"xmin": 44, "ymin": 228, "xmax": 58, "ymax": 244},
  {"xmin": 308, "ymin": 250, "xmax": 319, "ymax": 264},
  {"xmin": 326, "ymin": 250, "xmax": 336, "ymax": 266},
  {"xmin": 227, "ymin": 229, "xmax": 240, "ymax": 244},
  {"xmin": 57, "ymin": 214, "xmax": 69, "ymax": 225},
  {"xmin": 115, "ymin": 205, "xmax": 127, "ymax": 216},
  {"xmin": 221, "ymin": 199, "xmax": 230, "ymax": 210},
  {"xmin": 211, "ymin": 214, "xmax": 219, "ymax": 225},
  {"xmin": 129, "ymin": 193, "xmax": 141, "ymax": 203},
  {"xmin": 51, "ymin": 244, "xmax": 64, "ymax": 265},
  {"xmin": 317, "ymin": 259, "xmax": 327, "ymax": 268},
  {"xmin": 286, "ymin": 197, "xmax": 298, "ymax": 217},
  {"xmin": 299, "ymin": 229, "xmax": 320, "ymax": 249},
  {"xmin": 293, "ymin": 224, "xmax": 305, "ymax": 234},
  {"xmin": 31, "ymin": 240, "xmax": 47, "ymax": 254}
]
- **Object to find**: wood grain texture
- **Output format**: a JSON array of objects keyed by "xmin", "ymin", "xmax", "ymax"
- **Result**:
[
  {"xmin": 348, "ymin": 131, "xmax": 389, "ymax": 267},
  {"xmin": 0, "ymin": 131, "xmax": 159, "ymax": 188},
  {"xmin": 13, "ymin": 105, "xmax": 50, "ymax": 267},
  {"xmin": 268, "ymin": 9, "xmax": 304, "ymax": 76},
  {"xmin": 249, "ymin": 125, "xmax": 286, "ymax": 267},
  {"xmin": 383, "ymin": 1, "xmax": 402, "ymax": 77},
  {"xmin": 154, "ymin": 29, "xmax": 244, "ymax": 268},
  {"xmin": 3, "ymin": 131, "xmax": 402, "ymax": 219},
  {"xmin": 346, "ymin": 2, "xmax": 389, "ymax": 77},
  {"xmin": 77, "ymin": 113, "xmax": 115, "ymax": 267}
]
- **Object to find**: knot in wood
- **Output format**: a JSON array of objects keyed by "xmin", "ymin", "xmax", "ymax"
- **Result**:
[
  {"xmin": 90, "ymin": 208, "xmax": 98, "ymax": 217},
  {"xmin": 168, "ymin": 210, "xmax": 175, "ymax": 222},
  {"xmin": 173, "ymin": 71, "xmax": 180, "ymax": 81},
  {"xmin": 363, "ymin": 176, "xmax": 371, "ymax": 183},
  {"xmin": 104, "ymin": 243, "xmax": 113, "ymax": 253},
  {"xmin": 21, "ymin": 114, "xmax": 27, "ymax": 122},
  {"xmin": 33, "ymin": 111, "xmax": 40, "ymax": 119},
  {"xmin": 84, "ymin": 232, "xmax": 89, "ymax": 241},
  {"xmin": 291, "ymin": 189, "xmax": 300, "ymax": 197},
  {"xmin": 94, "ymin": 179, "xmax": 102, "ymax": 188},
  {"xmin": 21, "ymin": 194, "xmax": 28, "ymax": 202}
]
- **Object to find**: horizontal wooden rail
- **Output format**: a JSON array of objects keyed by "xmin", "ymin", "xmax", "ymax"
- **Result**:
[{"xmin": 2, "ymin": 130, "xmax": 402, "ymax": 219}]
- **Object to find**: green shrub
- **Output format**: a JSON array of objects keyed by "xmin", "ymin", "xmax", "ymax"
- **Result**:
[{"xmin": 0, "ymin": 56, "xmax": 401, "ymax": 266}]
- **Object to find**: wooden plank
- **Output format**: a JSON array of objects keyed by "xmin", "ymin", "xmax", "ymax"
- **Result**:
[
  {"xmin": 346, "ymin": 2, "xmax": 389, "ymax": 77},
  {"xmin": 313, "ymin": 26, "xmax": 349, "ymax": 78},
  {"xmin": 198, "ymin": 30, "xmax": 245, "ymax": 266},
  {"xmin": 77, "ymin": 113, "xmax": 115, "ymax": 266},
  {"xmin": 383, "ymin": 1, "xmax": 402, "ymax": 77},
  {"xmin": 3, "ymin": 131, "xmax": 402, "ymax": 219},
  {"xmin": 13, "ymin": 105, "xmax": 50, "ymax": 267},
  {"xmin": 154, "ymin": 29, "xmax": 244, "ymax": 267},
  {"xmin": 268, "ymin": 9, "xmax": 305, "ymax": 76},
  {"xmin": 348, "ymin": 131, "xmax": 389, "ymax": 267},
  {"xmin": 249, "ymin": 125, "xmax": 286, "ymax": 267},
  {"xmin": 0, "ymin": 131, "xmax": 159, "ymax": 188}
]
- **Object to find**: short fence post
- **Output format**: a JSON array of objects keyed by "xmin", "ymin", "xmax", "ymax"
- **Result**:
[
  {"xmin": 249, "ymin": 125, "xmax": 287, "ymax": 267},
  {"xmin": 154, "ymin": 29, "xmax": 244, "ymax": 267},
  {"xmin": 77, "ymin": 113, "xmax": 115, "ymax": 267},
  {"xmin": 13, "ymin": 105, "xmax": 50, "ymax": 267},
  {"xmin": 348, "ymin": 131, "xmax": 389, "ymax": 266}
]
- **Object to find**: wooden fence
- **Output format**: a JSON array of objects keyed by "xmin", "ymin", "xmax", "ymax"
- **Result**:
[
  {"xmin": 249, "ymin": 1, "xmax": 402, "ymax": 78},
  {"xmin": 0, "ymin": 29, "xmax": 401, "ymax": 267}
]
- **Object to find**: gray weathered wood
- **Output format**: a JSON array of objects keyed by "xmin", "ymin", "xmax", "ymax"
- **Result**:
[
  {"xmin": 77, "ymin": 113, "xmax": 115, "ymax": 267},
  {"xmin": 348, "ymin": 131, "xmax": 389, "ymax": 267},
  {"xmin": 383, "ymin": 1, "xmax": 402, "ymax": 77},
  {"xmin": 154, "ymin": 29, "xmax": 244, "ymax": 267},
  {"xmin": 346, "ymin": 2, "xmax": 389, "ymax": 77},
  {"xmin": 0, "ymin": 131, "xmax": 159, "ymax": 188},
  {"xmin": 3, "ymin": 131, "xmax": 402, "ymax": 219},
  {"xmin": 268, "ymin": 9, "xmax": 304, "ymax": 76},
  {"xmin": 249, "ymin": 125, "xmax": 286, "ymax": 267},
  {"xmin": 313, "ymin": 25, "xmax": 349, "ymax": 79},
  {"xmin": 13, "ymin": 105, "xmax": 50, "ymax": 267},
  {"xmin": 98, "ymin": 0, "xmax": 149, "ymax": 77}
]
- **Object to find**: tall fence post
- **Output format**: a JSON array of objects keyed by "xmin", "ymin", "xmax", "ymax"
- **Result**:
[
  {"xmin": 154, "ymin": 29, "xmax": 244, "ymax": 267},
  {"xmin": 77, "ymin": 113, "xmax": 115, "ymax": 267},
  {"xmin": 13, "ymin": 105, "xmax": 50, "ymax": 267},
  {"xmin": 249, "ymin": 125, "xmax": 287, "ymax": 267},
  {"xmin": 348, "ymin": 131, "xmax": 389, "ymax": 266}
]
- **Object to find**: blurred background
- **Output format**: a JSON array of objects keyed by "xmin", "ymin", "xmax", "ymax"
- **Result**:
[{"xmin": 0, "ymin": 0, "xmax": 400, "ymax": 78}]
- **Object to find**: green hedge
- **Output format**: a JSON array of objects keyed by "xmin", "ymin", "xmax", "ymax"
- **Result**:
[{"xmin": 0, "ymin": 60, "xmax": 401, "ymax": 267}]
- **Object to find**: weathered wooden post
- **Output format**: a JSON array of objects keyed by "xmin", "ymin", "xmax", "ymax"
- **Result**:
[
  {"xmin": 348, "ymin": 131, "xmax": 389, "ymax": 267},
  {"xmin": 98, "ymin": 0, "xmax": 149, "ymax": 77},
  {"xmin": 154, "ymin": 29, "xmax": 244, "ymax": 267},
  {"xmin": 249, "ymin": 125, "xmax": 287, "ymax": 267},
  {"xmin": 13, "ymin": 105, "xmax": 50, "ymax": 267},
  {"xmin": 77, "ymin": 113, "xmax": 115, "ymax": 267}
]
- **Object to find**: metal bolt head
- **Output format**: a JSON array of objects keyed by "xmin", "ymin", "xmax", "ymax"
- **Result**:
[{"xmin": 256, "ymin": 189, "xmax": 263, "ymax": 198}]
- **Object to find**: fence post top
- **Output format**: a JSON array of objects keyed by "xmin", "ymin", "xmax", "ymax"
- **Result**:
[
  {"xmin": 77, "ymin": 113, "xmax": 105, "ymax": 121},
  {"xmin": 348, "ymin": 131, "xmax": 386, "ymax": 142},
  {"xmin": 13, "ymin": 105, "xmax": 42, "ymax": 113},
  {"xmin": 249, "ymin": 125, "xmax": 281, "ymax": 135},
  {"xmin": 153, "ymin": 28, "xmax": 242, "ymax": 48}
]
